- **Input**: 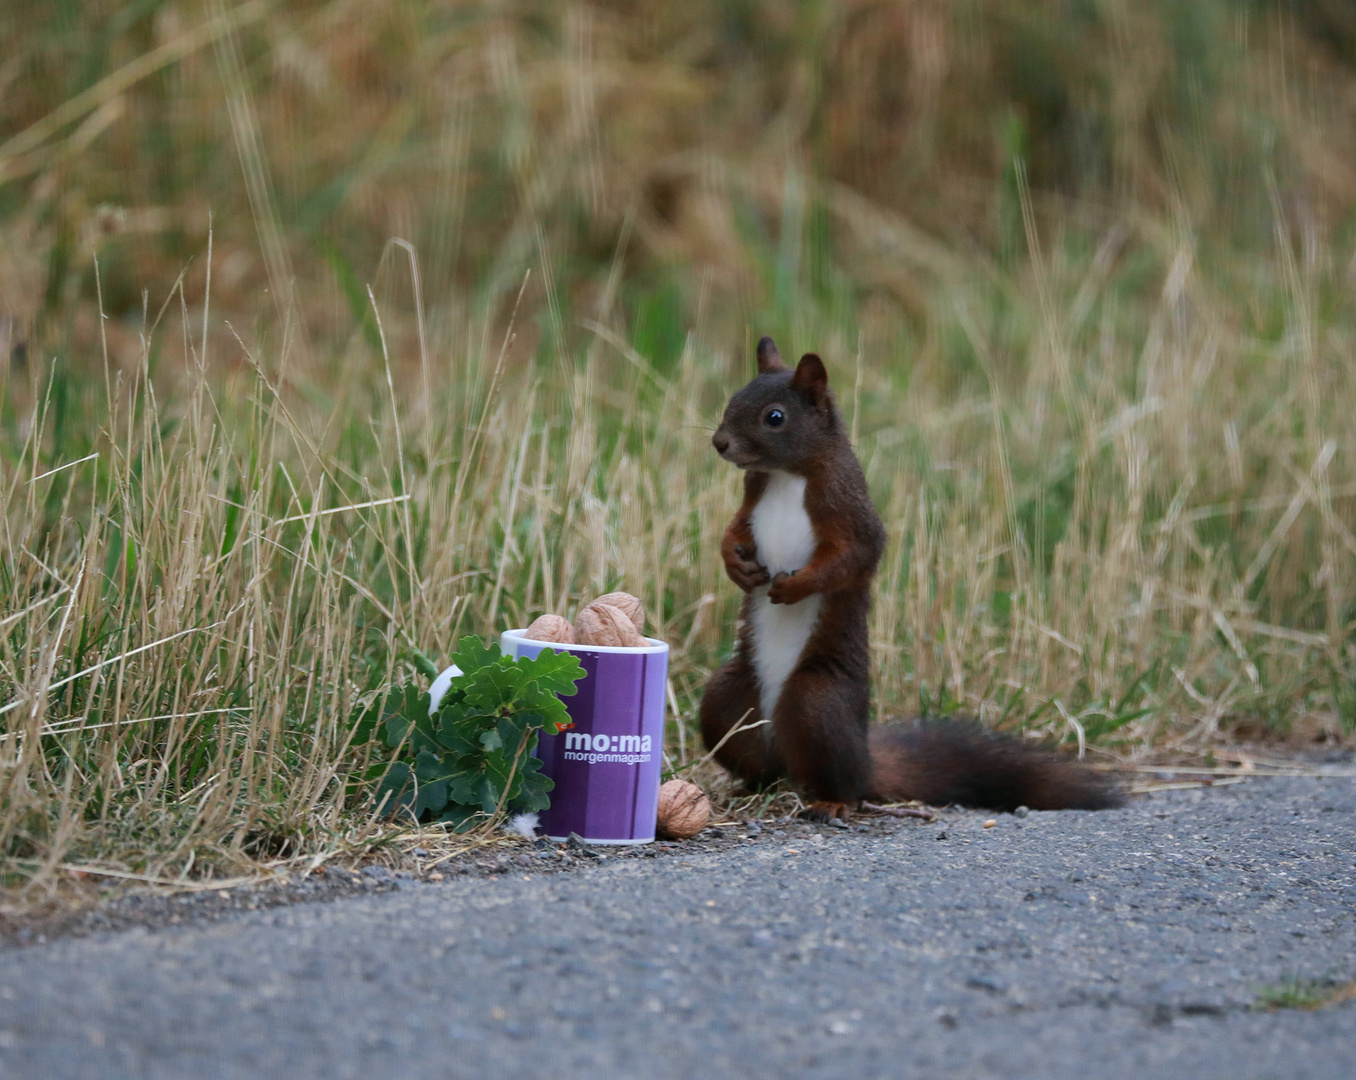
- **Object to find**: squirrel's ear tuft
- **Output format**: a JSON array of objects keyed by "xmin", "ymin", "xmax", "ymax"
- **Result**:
[
  {"xmin": 756, "ymin": 336, "xmax": 786, "ymax": 373},
  {"xmin": 791, "ymin": 353, "xmax": 830, "ymax": 405}
]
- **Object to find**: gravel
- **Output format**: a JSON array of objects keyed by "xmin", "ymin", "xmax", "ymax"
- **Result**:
[{"xmin": 1, "ymin": 774, "xmax": 1354, "ymax": 1079}]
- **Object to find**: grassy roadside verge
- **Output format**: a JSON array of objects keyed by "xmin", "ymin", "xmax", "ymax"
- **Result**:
[
  {"xmin": 3, "ymin": 221, "xmax": 1353, "ymax": 907},
  {"xmin": 2, "ymin": 2, "xmax": 1355, "ymax": 908}
]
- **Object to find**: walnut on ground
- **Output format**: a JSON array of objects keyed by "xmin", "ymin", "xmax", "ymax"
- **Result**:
[{"xmin": 655, "ymin": 779, "xmax": 710, "ymax": 839}]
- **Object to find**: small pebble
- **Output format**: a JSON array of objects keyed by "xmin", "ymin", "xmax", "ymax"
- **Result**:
[
  {"xmin": 828, "ymin": 817, "xmax": 849, "ymax": 830},
  {"xmin": 1014, "ymin": 806, "xmax": 1029, "ymax": 818},
  {"xmin": 983, "ymin": 819, "xmax": 997, "ymax": 829},
  {"xmin": 745, "ymin": 822, "xmax": 762, "ymax": 837},
  {"xmin": 427, "ymin": 872, "xmax": 444, "ymax": 882}
]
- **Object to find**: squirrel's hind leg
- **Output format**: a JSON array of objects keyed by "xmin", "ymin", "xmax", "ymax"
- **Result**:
[
  {"xmin": 699, "ymin": 654, "xmax": 783, "ymax": 787},
  {"xmin": 773, "ymin": 663, "xmax": 872, "ymax": 808}
]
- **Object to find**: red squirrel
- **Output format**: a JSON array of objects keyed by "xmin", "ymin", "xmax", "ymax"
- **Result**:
[{"xmin": 699, "ymin": 337, "xmax": 1122, "ymax": 820}]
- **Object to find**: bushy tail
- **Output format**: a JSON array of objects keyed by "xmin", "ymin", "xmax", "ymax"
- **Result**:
[{"xmin": 868, "ymin": 720, "xmax": 1123, "ymax": 811}]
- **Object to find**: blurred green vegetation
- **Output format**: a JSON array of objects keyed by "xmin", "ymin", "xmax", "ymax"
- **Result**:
[{"xmin": 4, "ymin": 1, "xmax": 1356, "ymax": 363}]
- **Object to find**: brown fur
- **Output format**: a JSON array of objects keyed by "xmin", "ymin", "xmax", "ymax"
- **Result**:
[{"xmin": 869, "ymin": 721, "xmax": 1122, "ymax": 811}]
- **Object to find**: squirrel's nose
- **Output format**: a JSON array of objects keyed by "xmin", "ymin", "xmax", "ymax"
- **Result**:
[{"xmin": 712, "ymin": 432, "xmax": 730, "ymax": 455}]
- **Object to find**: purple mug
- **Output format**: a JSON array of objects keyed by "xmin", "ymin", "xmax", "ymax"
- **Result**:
[{"xmin": 500, "ymin": 628, "xmax": 668, "ymax": 844}]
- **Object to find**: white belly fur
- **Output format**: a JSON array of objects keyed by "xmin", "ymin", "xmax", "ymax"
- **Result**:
[{"xmin": 748, "ymin": 472, "xmax": 822, "ymax": 720}]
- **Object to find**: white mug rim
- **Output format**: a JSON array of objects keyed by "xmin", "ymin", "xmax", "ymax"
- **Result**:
[{"xmin": 501, "ymin": 627, "xmax": 669, "ymax": 656}]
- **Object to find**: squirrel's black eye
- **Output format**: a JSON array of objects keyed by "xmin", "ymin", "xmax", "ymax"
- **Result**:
[{"xmin": 765, "ymin": 408, "xmax": 785, "ymax": 428}]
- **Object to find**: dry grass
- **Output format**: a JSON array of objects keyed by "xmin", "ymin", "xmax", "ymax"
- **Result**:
[{"xmin": 2, "ymin": 2, "xmax": 1355, "ymax": 903}]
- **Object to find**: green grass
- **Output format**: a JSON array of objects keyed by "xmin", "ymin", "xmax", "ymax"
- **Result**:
[
  {"xmin": 2, "ymin": 222, "xmax": 1352, "ymax": 901},
  {"xmin": 1, "ymin": 1, "xmax": 1355, "ymax": 904},
  {"xmin": 1254, "ymin": 977, "xmax": 1356, "ymax": 1012}
]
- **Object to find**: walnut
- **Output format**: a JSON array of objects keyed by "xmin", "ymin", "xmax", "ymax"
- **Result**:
[
  {"xmin": 655, "ymin": 779, "xmax": 710, "ymax": 839},
  {"xmin": 574, "ymin": 603, "xmax": 647, "ymax": 648},
  {"xmin": 524, "ymin": 614, "xmax": 576, "ymax": 644},
  {"xmin": 590, "ymin": 591, "xmax": 645, "ymax": 636}
]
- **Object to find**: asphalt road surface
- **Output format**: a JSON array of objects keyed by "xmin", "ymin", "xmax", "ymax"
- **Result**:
[{"xmin": 1, "ymin": 774, "xmax": 1354, "ymax": 1079}]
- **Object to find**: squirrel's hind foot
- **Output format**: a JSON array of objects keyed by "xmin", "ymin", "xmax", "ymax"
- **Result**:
[{"xmin": 800, "ymin": 800, "xmax": 855, "ymax": 823}]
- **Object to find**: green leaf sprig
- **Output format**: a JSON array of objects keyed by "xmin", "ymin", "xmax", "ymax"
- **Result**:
[{"xmin": 354, "ymin": 636, "xmax": 585, "ymax": 831}]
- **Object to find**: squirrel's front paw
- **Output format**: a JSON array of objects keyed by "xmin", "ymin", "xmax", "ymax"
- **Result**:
[
  {"xmin": 727, "ymin": 558, "xmax": 771, "ymax": 592},
  {"xmin": 767, "ymin": 570, "xmax": 803, "ymax": 605},
  {"xmin": 726, "ymin": 544, "xmax": 770, "ymax": 592}
]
